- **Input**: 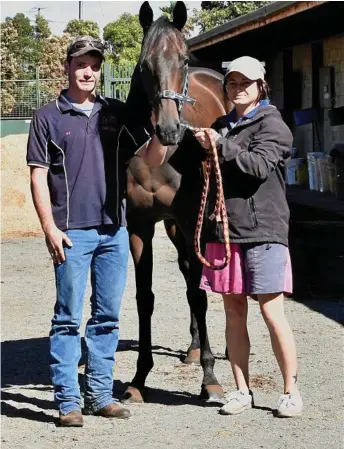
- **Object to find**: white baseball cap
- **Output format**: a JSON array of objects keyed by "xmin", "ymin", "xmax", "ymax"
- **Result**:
[{"xmin": 224, "ymin": 56, "xmax": 265, "ymax": 81}]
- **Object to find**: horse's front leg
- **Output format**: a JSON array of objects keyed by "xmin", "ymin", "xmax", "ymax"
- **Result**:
[
  {"xmin": 121, "ymin": 222, "xmax": 155, "ymax": 404},
  {"xmin": 186, "ymin": 244, "xmax": 225, "ymax": 403},
  {"xmin": 164, "ymin": 218, "xmax": 201, "ymax": 365}
]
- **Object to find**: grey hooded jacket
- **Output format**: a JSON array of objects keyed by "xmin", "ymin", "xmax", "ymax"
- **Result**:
[{"xmin": 208, "ymin": 105, "xmax": 293, "ymax": 246}]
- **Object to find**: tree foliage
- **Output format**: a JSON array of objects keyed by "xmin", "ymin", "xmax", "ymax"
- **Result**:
[
  {"xmin": 103, "ymin": 13, "xmax": 143, "ymax": 65},
  {"xmin": 64, "ymin": 19, "xmax": 100, "ymax": 38},
  {"xmin": 1, "ymin": 12, "xmax": 68, "ymax": 116},
  {"xmin": 31, "ymin": 14, "xmax": 52, "ymax": 66},
  {"xmin": 159, "ymin": 1, "xmax": 194, "ymax": 38},
  {"xmin": 192, "ymin": 1, "xmax": 270, "ymax": 33}
]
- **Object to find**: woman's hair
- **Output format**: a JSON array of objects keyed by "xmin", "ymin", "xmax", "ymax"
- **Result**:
[
  {"xmin": 256, "ymin": 79, "xmax": 270, "ymax": 102},
  {"xmin": 223, "ymin": 78, "xmax": 271, "ymax": 103}
]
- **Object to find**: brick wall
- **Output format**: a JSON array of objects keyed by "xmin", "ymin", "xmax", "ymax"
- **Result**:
[{"xmin": 323, "ymin": 34, "xmax": 344, "ymax": 151}]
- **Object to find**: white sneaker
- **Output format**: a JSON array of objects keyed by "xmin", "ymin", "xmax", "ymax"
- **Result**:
[
  {"xmin": 219, "ymin": 389, "xmax": 253, "ymax": 415},
  {"xmin": 276, "ymin": 391, "xmax": 303, "ymax": 418}
]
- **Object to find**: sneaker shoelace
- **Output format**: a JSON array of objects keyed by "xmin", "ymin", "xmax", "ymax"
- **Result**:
[
  {"xmin": 279, "ymin": 392, "xmax": 298, "ymax": 408},
  {"xmin": 225, "ymin": 390, "xmax": 249, "ymax": 403}
]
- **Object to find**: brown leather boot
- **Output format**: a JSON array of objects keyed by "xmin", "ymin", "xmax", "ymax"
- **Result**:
[
  {"xmin": 58, "ymin": 410, "xmax": 84, "ymax": 427},
  {"xmin": 93, "ymin": 403, "xmax": 131, "ymax": 419}
]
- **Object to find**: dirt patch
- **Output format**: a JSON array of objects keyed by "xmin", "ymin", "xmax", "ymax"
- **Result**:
[
  {"xmin": 1, "ymin": 134, "xmax": 41, "ymax": 237},
  {"xmin": 250, "ymin": 374, "xmax": 278, "ymax": 390}
]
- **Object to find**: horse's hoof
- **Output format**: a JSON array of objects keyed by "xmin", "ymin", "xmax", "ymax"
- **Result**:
[
  {"xmin": 200, "ymin": 385, "xmax": 225, "ymax": 404},
  {"xmin": 121, "ymin": 386, "xmax": 144, "ymax": 404},
  {"xmin": 183, "ymin": 348, "xmax": 201, "ymax": 365}
]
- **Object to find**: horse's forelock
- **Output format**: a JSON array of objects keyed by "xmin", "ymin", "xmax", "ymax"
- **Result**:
[{"xmin": 140, "ymin": 16, "xmax": 186, "ymax": 66}]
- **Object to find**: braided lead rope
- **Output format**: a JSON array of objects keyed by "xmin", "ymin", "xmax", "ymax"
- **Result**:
[{"xmin": 194, "ymin": 129, "xmax": 231, "ymax": 270}]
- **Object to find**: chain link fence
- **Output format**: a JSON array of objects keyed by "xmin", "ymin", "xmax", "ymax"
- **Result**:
[
  {"xmin": 1, "ymin": 77, "xmax": 67, "ymax": 119},
  {"xmin": 1, "ymin": 64, "xmax": 135, "ymax": 120}
]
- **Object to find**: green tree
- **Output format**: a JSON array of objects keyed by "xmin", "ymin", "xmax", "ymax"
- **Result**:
[
  {"xmin": 159, "ymin": 1, "xmax": 194, "ymax": 38},
  {"xmin": 34, "ymin": 13, "xmax": 51, "ymax": 40},
  {"xmin": 1, "ymin": 12, "xmax": 68, "ymax": 117},
  {"xmin": 11, "ymin": 12, "xmax": 34, "ymax": 39},
  {"xmin": 0, "ymin": 20, "xmax": 20, "ymax": 80},
  {"xmin": 0, "ymin": 20, "xmax": 20, "ymax": 114},
  {"xmin": 39, "ymin": 34, "xmax": 70, "ymax": 79},
  {"xmin": 191, "ymin": 1, "xmax": 270, "ymax": 33},
  {"xmin": 3, "ymin": 13, "xmax": 35, "ymax": 69},
  {"xmin": 103, "ymin": 13, "xmax": 143, "ymax": 65},
  {"xmin": 64, "ymin": 19, "xmax": 100, "ymax": 38},
  {"xmin": 32, "ymin": 14, "xmax": 52, "ymax": 65}
]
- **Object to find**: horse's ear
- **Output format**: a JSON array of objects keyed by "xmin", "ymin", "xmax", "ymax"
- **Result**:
[
  {"xmin": 172, "ymin": 1, "xmax": 187, "ymax": 31},
  {"xmin": 139, "ymin": 1, "xmax": 154, "ymax": 32}
]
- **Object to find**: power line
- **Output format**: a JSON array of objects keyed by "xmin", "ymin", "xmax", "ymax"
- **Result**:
[{"xmin": 98, "ymin": 1, "xmax": 105, "ymax": 21}]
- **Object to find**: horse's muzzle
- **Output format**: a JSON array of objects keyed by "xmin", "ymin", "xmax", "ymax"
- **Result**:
[{"xmin": 155, "ymin": 123, "xmax": 181, "ymax": 146}]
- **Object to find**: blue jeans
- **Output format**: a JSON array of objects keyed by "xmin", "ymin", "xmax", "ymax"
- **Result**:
[{"xmin": 49, "ymin": 225, "xmax": 129, "ymax": 415}]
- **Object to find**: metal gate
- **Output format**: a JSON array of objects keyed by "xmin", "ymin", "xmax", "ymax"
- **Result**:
[{"xmin": 102, "ymin": 63, "xmax": 134, "ymax": 101}]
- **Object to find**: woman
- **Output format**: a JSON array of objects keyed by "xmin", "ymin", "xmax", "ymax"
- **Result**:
[{"xmin": 194, "ymin": 56, "xmax": 303, "ymax": 418}]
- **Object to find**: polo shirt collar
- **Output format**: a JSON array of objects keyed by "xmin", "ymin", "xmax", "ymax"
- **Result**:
[
  {"xmin": 228, "ymin": 99, "xmax": 270, "ymax": 128},
  {"xmin": 56, "ymin": 89, "xmax": 108, "ymax": 114}
]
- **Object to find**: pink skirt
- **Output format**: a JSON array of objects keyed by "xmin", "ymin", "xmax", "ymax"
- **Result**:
[{"xmin": 200, "ymin": 242, "xmax": 293, "ymax": 296}]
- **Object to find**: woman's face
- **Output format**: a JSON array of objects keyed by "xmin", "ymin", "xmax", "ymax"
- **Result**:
[{"xmin": 226, "ymin": 72, "xmax": 259, "ymax": 107}]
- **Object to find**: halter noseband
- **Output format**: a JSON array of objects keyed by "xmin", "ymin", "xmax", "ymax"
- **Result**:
[{"xmin": 154, "ymin": 68, "xmax": 196, "ymax": 113}]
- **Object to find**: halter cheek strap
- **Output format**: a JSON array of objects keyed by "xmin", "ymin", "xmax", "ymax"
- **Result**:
[{"xmin": 155, "ymin": 68, "xmax": 196, "ymax": 113}]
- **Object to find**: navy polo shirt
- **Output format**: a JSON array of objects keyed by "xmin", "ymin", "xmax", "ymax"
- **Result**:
[{"xmin": 27, "ymin": 90, "xmax": 150, "ymax": 231}]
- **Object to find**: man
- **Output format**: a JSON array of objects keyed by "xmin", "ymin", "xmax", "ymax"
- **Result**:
[{"xmin": 26, "ymin": 36, "xmax": 167, "ymax": 427}]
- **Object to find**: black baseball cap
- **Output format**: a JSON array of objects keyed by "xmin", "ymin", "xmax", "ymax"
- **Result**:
[{"xmin": 67, "ymin": 35, "xmax": 105, "ymax": 60}]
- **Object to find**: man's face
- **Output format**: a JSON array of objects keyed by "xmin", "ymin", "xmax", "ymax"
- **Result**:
[{"xmin": 66, "ymin": 53, "xmax": 102, "ymax": 94}]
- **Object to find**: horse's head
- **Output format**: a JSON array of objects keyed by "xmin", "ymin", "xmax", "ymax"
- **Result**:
[{"xmin": 138, "ymin": 1, "xmax": 193, "ymax": 146}]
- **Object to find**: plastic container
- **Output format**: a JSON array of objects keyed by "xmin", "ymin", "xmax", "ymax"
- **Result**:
[
  {"xmin": 317, "ymin": 155, "xmax": 334, "ymax": 193},
  {"xmin": 287, "ymin": 158, "xmax": 305, "ymax": 185},
  {"xmin": 307, "ymin": 152, "xmax": 324, "ymax": 191}
]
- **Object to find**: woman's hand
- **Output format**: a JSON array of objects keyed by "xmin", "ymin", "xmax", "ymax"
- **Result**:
[{"xmin": 193, "ymin": 128, "xmax": 221, "ymax": 150}]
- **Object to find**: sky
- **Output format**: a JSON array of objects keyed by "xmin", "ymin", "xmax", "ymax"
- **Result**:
[{"xmin": 1, "ymin": 0, "xmax": 202, "ymax": 37}]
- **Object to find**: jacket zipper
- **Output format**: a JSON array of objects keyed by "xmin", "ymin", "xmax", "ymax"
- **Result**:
[{"xmin": 249, "ymin": 197, "xmax": 259, "ymax": 228}]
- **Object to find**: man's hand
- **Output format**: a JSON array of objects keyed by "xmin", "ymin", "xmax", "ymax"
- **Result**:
[
  {"xmin": 194, "ymin": 128, "xmax": 221, "ymax": 150},
  {"xmin": 44, "ymin": 225, "xmax": 73, "ymax": 264}
]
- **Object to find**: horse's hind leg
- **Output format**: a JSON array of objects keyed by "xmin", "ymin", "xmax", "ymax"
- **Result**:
[
  {"xmin": 164, "ymin": 218, "xmax": 200, "ymax": 365},
  {"xmin": 122, "ymin": 223, "xmax": 155, "ymax": 404}
]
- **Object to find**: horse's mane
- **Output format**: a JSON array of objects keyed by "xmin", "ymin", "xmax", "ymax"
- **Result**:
[{"xmin": 139, "ymin": 16, "xmax": 186, "ymax": 65}]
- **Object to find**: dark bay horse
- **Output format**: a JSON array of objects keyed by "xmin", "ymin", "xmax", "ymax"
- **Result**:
[{"xmin": 122, "ymin": 1, "xmax": 229, "ymax": 404}]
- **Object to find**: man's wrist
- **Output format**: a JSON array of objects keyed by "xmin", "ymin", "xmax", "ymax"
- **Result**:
[{"xmin": 42, "ymin": 222, "xmax": 57, "ymax": 234}]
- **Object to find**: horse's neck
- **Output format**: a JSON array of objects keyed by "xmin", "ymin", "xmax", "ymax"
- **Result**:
[
  {"xmin": 181, "ymin": 68, "xmax": 229, "ymax": 128},
  {"xmin": 126, "ymin": 65, "xmax": 152, "ymax": 126}
]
